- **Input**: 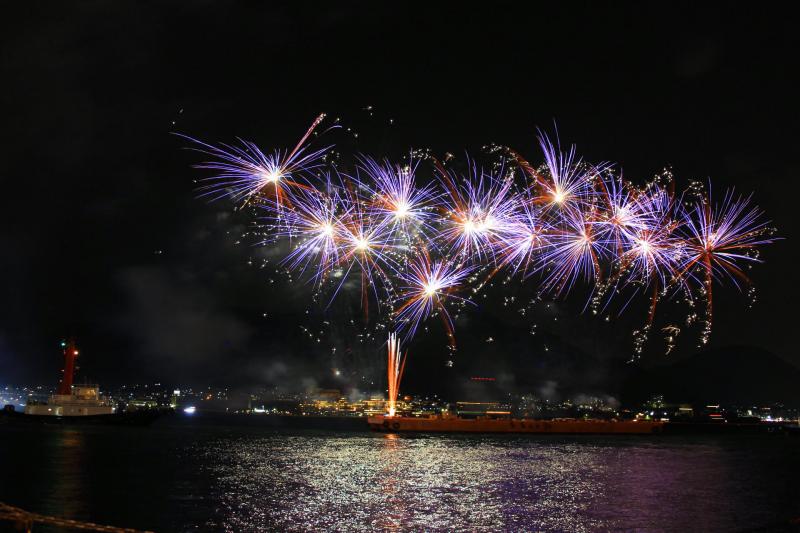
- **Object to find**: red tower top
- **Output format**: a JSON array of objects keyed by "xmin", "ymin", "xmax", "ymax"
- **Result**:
[{"xmin": 57, "ymin": 339, "xmax": 79, "ymax": 395}]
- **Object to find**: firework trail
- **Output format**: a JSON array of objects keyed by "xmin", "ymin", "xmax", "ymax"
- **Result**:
[
  {"xmin": 184, "ymin": 116, "xmax": 778, "ymax": 357},
  {"xmin": 592, "ymin": 181, "xmax": 687, "ymax": 355},
  {"xmin": 386, "ymin": 332, "xmax": 406, "ymax": 417}
]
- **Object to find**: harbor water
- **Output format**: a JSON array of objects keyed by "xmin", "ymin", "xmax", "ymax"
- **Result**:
[{"xmin": 1, "ymin": 413, "xmax": 798, "ymax": 532}]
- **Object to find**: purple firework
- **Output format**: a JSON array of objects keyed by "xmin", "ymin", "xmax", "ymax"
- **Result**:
[{"xmin": 183, "ymin": 114, "xmax": 331, "ymax": 205}]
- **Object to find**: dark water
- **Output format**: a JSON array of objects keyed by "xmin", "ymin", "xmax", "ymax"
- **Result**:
[{"xmin": 1, "ymin": 414, "xmax": 799, "ymax": 532}]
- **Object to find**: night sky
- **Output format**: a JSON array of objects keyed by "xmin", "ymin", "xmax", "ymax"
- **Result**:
[{"xmin": 2, "ymin": 3, "xmax": 797, "ymax": 395}]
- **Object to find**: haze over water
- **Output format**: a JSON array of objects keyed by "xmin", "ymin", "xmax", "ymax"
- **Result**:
[{"xmin": 2, "ymin": 415, "xmax": 798, "ymax": 532}]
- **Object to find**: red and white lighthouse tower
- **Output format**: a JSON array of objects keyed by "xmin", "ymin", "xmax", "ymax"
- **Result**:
[{"xmin": 57, "ymin": 339, "xmax": 79, "ymax": 395}]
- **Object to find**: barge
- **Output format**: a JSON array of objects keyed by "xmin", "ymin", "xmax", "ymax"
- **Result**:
[{"xmin": 367, "ymin": 412, "xmax": 664, "ymax": 434}]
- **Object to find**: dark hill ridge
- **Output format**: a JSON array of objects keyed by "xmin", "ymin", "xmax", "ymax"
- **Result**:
[
  {"xmin": 404, "ymin": 338, "xmax": 798, "ymax": 407},
  {"xmin": 622, "ymin": 346, "xmax": 800, "ymax": 406}
]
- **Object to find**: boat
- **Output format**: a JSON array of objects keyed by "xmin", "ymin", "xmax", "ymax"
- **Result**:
[
  {"xmin": 367, "ymin": 412, "xmax": 664, "ymax": 434},
  {"xmin": 22, "ymin": 339, "xmax": 116, "ymax": 418},
  {"xmin": 24, "ymin": 383, "xmax": 115, "ymax": 417},
  {"xmin": 372, "ymin": 334, "xmax": 663, "ymax": 435},
  {"xmin": 1, "ymin": 339, "xmax": 162, "ymax": 426}
]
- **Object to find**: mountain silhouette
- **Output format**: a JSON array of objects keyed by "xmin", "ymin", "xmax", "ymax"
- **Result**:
[{"xmin": 621, "ymin": 345, "xmax": 800, "ymax": 406}]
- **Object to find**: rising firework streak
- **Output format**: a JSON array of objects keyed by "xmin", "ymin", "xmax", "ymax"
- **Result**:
[{"xmin": 386, "ymin": 333, "xmax": 406, "ymax": 417}]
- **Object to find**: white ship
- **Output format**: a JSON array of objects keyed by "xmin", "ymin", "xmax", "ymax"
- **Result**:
[
  {"xmin": 23, "ymin": 339, "xmax": 114, "ymax": 418},
  {"xmin": 24, "ymin": 384, "xmax": 114, "ymax": 417}
]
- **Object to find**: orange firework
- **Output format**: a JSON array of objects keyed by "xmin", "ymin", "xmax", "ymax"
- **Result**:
[{"xmin": 386, "ymin": 333, "xmax": 407, "ymax": 417}]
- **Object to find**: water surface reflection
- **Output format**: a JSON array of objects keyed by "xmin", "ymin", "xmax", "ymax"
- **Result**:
[
  {"xmin": 2, "ymin": 424, "xmax": 798, "ymax": 532},
  {"xmin": 195, "ymin": 433, "xmax": 798, "ymax": 532}
]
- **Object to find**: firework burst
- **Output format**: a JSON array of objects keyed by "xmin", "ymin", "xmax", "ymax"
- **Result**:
[
  {"xmin": 273, "ymin": 176, "xmax": 348, "ymax": 282},
  {"xmin": 494, "ymin": 195, "xmax": 551, "ymax": 276},
  {"xmin": 358, "ymin": 155, "xmax": 440, "ymax": 242},
  {"xmin": 437, "ymin": 161, "xmax": 518, "ymax": 262},
  {"xmin": 678, "ymin": 187, "xmax": 774, "ymax": 344},
  {"xmin": 182, "ymin": 114, "xmax": 331, "ymax": 205},
  {"xmin": 538, "ymin": 207, "xmax": 610, "ymax": 296},
  {"xmin": 185, "ymin": 117, "xmax": 778, "ymax": 356},
  {"xmin": 529, "ymin": 131, "xmax": 606, "ymax": 212},
  {"xmin": 394, "ymin": 250, "xmax": 474, "ymax": 341}
]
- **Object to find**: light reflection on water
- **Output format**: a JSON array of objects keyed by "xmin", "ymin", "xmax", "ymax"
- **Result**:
[
  {"xmin": 186, "ymin": 432, "xmax": 799, "ymax": 532},
  {"xmin": 2, "ymin": 423, "xmax": 799, "ymax": 532}
]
